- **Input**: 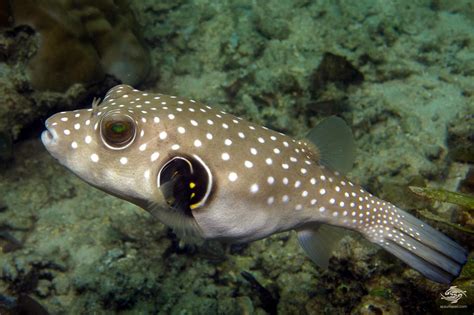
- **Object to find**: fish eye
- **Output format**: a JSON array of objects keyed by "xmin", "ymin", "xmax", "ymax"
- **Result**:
[
  {"xmin": 158, "ymin": 155, "xmax": 213, "ymax": 215},
  {"xmin": 100, "ymin": 111, "xmax": 136, "ymax": 150}
]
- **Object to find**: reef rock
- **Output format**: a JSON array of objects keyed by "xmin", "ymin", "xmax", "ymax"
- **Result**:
[{"xmin": 11, "ymin": 0, "xmax": 150, "ymax": 92}]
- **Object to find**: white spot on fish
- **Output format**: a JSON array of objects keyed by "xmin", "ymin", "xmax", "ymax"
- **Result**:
[
  {"xmin": 150, "ymin": 152, "xmax": 160, "ymax": 162},
  {"xmin": 267, "ymin": 196, "xmax": 274, "ymax": 205},
  {"xmin": 221, "ymin": 153, "xmax": 230, "ymax": 161},
  {"xmin": 228, "ymin": 172, "xmax": 238, "ymax": 182},
  {"xmin": 250, "ymin": 184, "xmax": 259, "ymax": 193}
]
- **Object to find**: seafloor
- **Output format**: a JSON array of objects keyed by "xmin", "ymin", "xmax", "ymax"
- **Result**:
[{"xmin": 0, "ymin": 0, "xmax": 473, "ymax": 314}]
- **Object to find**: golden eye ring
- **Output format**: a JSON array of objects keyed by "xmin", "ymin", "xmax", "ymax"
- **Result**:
[{"xmin": 99, "ymin": 110, "xmax": 137, "ymax": 150}]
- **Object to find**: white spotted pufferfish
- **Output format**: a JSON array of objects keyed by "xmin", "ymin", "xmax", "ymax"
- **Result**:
[{"xmin": 42, "ymin": 84, "xmax": 467, "ymax": 284}]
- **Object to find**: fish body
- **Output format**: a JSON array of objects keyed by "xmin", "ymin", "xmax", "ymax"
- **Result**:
[{"xmin": 42, "ymin": 84, "xmax": 467, "ymax": 283}]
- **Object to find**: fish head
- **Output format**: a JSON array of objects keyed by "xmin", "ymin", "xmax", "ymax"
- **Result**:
[{"xmin": 41, "ymin": 86, "xmax": 166, "ymax": 209}]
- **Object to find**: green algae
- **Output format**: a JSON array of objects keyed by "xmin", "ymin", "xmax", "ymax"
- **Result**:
[
  {"xmin": 368, "ymin": 288, "xmax": 392, "ymax": 300},
  {"xmin": 409, "ymin": 186, "xmax": 474, "ymax": 235},
  {"xmin": 409, "ymin": 186, "xmax": 474, "ymax": 210}
]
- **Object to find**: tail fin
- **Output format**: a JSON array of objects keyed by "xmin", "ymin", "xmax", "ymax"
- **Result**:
[{"xmin": 368, "ymin": 207, "xmax": 467, "ymax": 284}]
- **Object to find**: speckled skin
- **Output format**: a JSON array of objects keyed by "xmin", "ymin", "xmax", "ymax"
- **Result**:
[{"xmin": 42, "ymin": 84, "xmax": 467, "ymax": 284}]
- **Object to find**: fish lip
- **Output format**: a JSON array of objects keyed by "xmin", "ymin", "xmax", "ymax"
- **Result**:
[{"xmin": 41, "ymin": 126, "xmax": 58, "ymax": 147}]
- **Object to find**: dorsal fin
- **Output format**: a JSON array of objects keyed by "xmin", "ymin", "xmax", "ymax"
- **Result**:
[{"xmin": 306, "ymin": 116, "xmax": 355, "ymax": 175}]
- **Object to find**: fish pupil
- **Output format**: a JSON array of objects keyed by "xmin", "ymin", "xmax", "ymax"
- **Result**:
[{"xmin": 111, "ymin": 122, "xmax": 127, "ymax": 134}]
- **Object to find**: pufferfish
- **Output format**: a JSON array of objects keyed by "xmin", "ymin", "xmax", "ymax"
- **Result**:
[{"xmin": 41, "ymin": 84, "xmax": 467, "ymax": 284}]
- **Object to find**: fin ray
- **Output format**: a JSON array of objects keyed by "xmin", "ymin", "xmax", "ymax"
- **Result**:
[{"xmin": 373, "ymin": 208, "xmax": 467, "ymax": 283}]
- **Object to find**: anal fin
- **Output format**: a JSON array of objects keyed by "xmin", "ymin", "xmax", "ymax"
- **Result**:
[{"xmin": 297, "ymin": 224, "xmax": 350, "ymax": 269}]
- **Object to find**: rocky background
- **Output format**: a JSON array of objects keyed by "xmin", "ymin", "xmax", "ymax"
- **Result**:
[{"xmin": 0, "ymin": 0, "xmax": 473, "ymax": 314}]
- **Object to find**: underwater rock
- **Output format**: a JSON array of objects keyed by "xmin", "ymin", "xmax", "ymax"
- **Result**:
[
  {"xmin": 11, "ymin": 0, "xmax": 150, "ymax": 92},
  {"xmin": 352, "ymin": 295, "xmax": 402, "ymax": 315},
  {"xmin": 0, "ymin": 131, "xmax": 13, "ymax": 167},
  {"xmin": 308, "ymin": 53, "xmax": 364, "ymax": 117},
  {"xmin": 460, "ymin": 167, "xmax": 474, "ymax": 194},
  {"xmin": 241, "ymin": 271, "xmax": 279, "ymax": 315},
  {"xmin": 0, "ymin": 0, "xmax": 12, "ymax": 27},
  {"xmin": 447, "ymin": 113, "xmax": 474, "ymax": 163},
  {"xmin": 0, "ymin": 26, "xmax": 119, "ymax": 140},
  {"xmin": 311, "ymin": 52, "xmax": 364, "ymax": 91},
  {"xmin": 0, "ymin": 294, "xmax": 50, "ymax": 315}
]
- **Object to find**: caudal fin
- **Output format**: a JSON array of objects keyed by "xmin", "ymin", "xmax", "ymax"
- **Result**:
[{"xmin": 372, "ymin": 208, "xmax": 467, "ymax": 284}]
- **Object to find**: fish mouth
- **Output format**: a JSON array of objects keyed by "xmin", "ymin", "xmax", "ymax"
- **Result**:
[{"xmin": 41, "ymin": 126, "xmax": 58, "ymax": 148}]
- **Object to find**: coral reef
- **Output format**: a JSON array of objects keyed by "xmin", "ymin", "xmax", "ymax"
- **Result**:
[
  {"xmin": 447, "ymin": 112, "xmax": 474, "ymax": 163},
  {"xmin": 0, "ymin": 0, "xmax": 473, "ymax": 313},
  {"xmin": 10, "ymin": 0, "xmax": 150, "ymax": 92},
  {"xmin": 0, "ymin": 0, "xmax": 152, "ymax": 144}
]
